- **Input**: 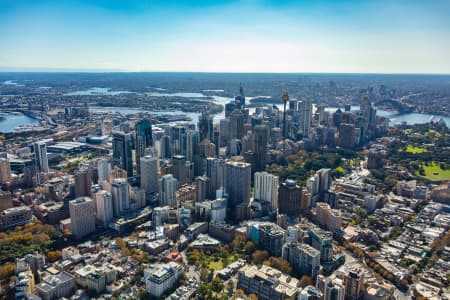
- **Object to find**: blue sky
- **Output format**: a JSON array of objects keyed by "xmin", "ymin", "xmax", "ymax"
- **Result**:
[{"xmin": 0, "ymin": 0, "xmax": 449, "ymax": 73}]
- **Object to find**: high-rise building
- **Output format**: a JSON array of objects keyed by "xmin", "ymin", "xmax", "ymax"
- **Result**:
[
  {"xmin": 230, "ymin": 109, "xmax": 244, "ymax": 140},
  {"xmin": 344, "ymin": 268, "xmax": 364, "ymax": 300},
  {"xmin": 299, "ymin": 100, "xmax": 313, "ymax": 138},
  {"xmin": 112, "ymin": 132, "xmax": 133, "ymax": 177},
  {"xmin": 254, "ymin": 124, "xmax": 269, "ymax": 172},
  {"xmin": 235, "ymin": 83, "xmax": 246, "ymax": 109},
  {"xmin": 325, "ymin": 279, "xmax": 345, "ymax": 300},
  {"xmin": 206, "ymin": 157, "xmax": 225, "ymax": 198},
  {"xmin": 159, "ymin": 174, "xmax": 178, "ymax": 207},
  {"xmin": 309, "ymin": 228, "xmax": 333, "ymax": 263},
  {"xmin": 0, "ymin": 190, "xmax": 13, "ymax": 212},
  {"xmin": 97, "ymin": 158, "xmax": 111, "ymax": 186},
  {"xmin": 0, "ymin": 158, "xmax": 11, "ymax": 184},
  {"xmin": 69, "ymin": 197, "xmax": 96, "ymax": 239},
  {"xmin": 225, "ymin": 161, "xmax": 251, "ymax": 218},
  {"xmin": 172, "ymin": 155, "xmax": 188, "ymax": 185},
  {"xmin": 111, "ymin": 178, "xmax": 130, "ymax": 217},
  {"xmin": 317, "ymin": 168, "xmax": 331, "ymax": 195},
  {"xmin": 75, "ymin": 167, "xmax": 92, "ymax": 198},
  {"xmin": 171, "ymin": 124, "xmax": 188, "ymax": 156},
  {"xmin": 316, "ymin": 202, "xmax": 330, "ymax": 227},
  {"xmin": 338, "ymin": 123, "xmax": 356, "ymax": 149},
  {"xmin": 198, "ymin": 110, "xmax": 214, "ymax": 142},
  {"xmin": 33, "ymin": 141, "xmax": 49, "ymax": 173},
  {"xmin": 195, "ymin": 175, "xmax": 209, "ymax": 202},
  {"xmin": 186, "ymin": 130, "xmax": 200, "ymax": 162},
  {"xmin": 160, "ymin": 135, "xmax": 172, "ymax": 159},
  {"xmin": 282, "ymin": 241, "xmax": 320, "ymax": 278},
  {"xmin": 254, "ymin": 172, "xmax": 279, "ymax": 210},
  {"xmin": 278, "ymin": 179, "xmax": 302, "ymax": 216},
  {"xmin": 258, "ymin": 224, "xmax": 286, "ymax": 257},
  {"xmin": 95, "ymin": 190, "xmax": 113, "ymax": 228},
  {"xmin": 135, "ymin": 119, "xmax": 153, "ymax": 176},
  {"xmin": 140, "ymin": 155, "xmax": 159, "ymax": 196},
  {"xmin": 327, "ymin": 209, "xmax": 342, "ymax": 231}
]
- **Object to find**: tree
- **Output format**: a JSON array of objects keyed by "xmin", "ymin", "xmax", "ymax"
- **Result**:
[
  {"xmin": 299, "ymin": 275, "xmax": 313, "ymax": 287},
  {"xmin": 46, "ymin": 250, "xmax": 62, "ymax": 263},
  {"xmin": 0, "ymin": 263, "xmax": 14, "ymax": 280},
  {"xmin": 251, "ymin": 250, "xmax": 269, "ymax": 265},
  {"xmin": 248, "ymin": 294, "xmax": 258, "ymax": 300},
  {"xmin": 268, "ymin": 257, "xmax": 292, "ymax": 274},
  {"xmin": 211, "ymin": 277, "xmax": 224, "ymax": 293},
  {"xmin": 200, "ymin": 267, "xmax": 210, "ymax": 282},
  {"xmin": 244, "ymin": 241, "xmax": 256, "ymax": 255}
]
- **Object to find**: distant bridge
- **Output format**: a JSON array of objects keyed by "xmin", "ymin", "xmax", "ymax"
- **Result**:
[{"xmin": 375, "ymin": 99, "xmax": 415, "ymax": 114}]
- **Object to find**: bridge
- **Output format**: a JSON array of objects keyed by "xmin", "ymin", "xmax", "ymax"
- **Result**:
[{"xmin": 375, "ymin": 99, "xmax": 415, "ymax": 114}]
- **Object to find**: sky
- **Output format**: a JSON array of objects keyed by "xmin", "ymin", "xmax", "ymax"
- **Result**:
[{"xmin": 0, "ymin": 0, "xmax": 449, "ymax": 73}]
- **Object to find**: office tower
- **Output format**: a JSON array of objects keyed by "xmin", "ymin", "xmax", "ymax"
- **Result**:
[
  {"xmin": 140, "ymin": 155, "xmax": 159, "ymax": 195},
  {"xmin": 254, "ymin": 171, "xmax": 279, "ymax": 210},
  {"xmin": 135, "ymin": 119, "xmax": 153, "ymax": 176},
  {"xmin": 69, "ymin": 197, "xmax": 96, "ymax": 239},
  {"xmin": 307, "ymin": 174, "xmax": 320, "ymax": 196},
  {"xmin": 111, "ymin": 178, "xmax": 130, "ymax": 217},
  {"xmin": 282, "ymin": 242, "xmax": 320, "ymax": 278},
  {"xmin": 344, "ymin": 269, "xmax": 364, "ymax": 300},
  {"xmin": 338, "ymin": 123, "xmax": 356, "ymax": 148},
  {"xmin": 33, "ymin": 141, "xmax": 49, "ymax": 173},
  {"xmin": 172, "ymin": 155, "xmax": 188, "ymax": 185},
  {"xmin": 160, "ymin": 135, "xmax": 172, "ymax": 159},
  {"xmin": 318, "ymin": 103, "xmax": 328, "ymax": 124},
  {"xmin": 186, "ymin": 130, "xmax": 200, "ymax": 162},
  {"xmin": 171, "ymin": 124, "xmax": 188, "ymax": 156},
  {"xmin": 112, "ymin": 132, "xmax": 133, "ymax": 177},
  {"xmin": 316, "ymin": 202, "xmax": 330, "ymax": 227},
  {"xmin": 0, "ymin": 158, "xmax": 11, "ymax": 184},
  {"xmin": 159, "ymin": 174, "xmax": 178, "ymax": 207},
  {"xmin": 198, "ymin": 110, "xmax": 214, "ymax": 141},
  {"xmin": 219, "ymin": 118, "xmax": 230, "ymax": 146},
  {"xmin": 195, "ymin": 176, "xmax": 209, "ymax": 202},
  {"xmin": 97, "ymin": 158, "xmax": 111, "ymax": 186},
  {"xmin": 325, "ymin": 279, "xmax": 345, "ymax": 300},
  {"xmin": 74, "ymin": 167, "xmax": 92, "ymax": 198},
  {"xmin": 229, "ymin": 139, "xmax": 242, "ymax": 156},
  {"xmin": 230, "ymin": 109, "xmax": 244, "ymax": 140},
  {"xmin": 132, "ymin": 187, "xmax": 146, "ymax": 208},
  {"xmin": 95, "ymin": 190, "xmax": 113, "ymax": 228},
  {"xmin": 299, "ymin": 99, "xmax": 313, "ymax": 138},
  {"xmin": 225, "ymin": 161, "xmax": 251, "ymax": 219},
  {"xmin": 309, "ymin": 228, "xmax": 333, "ymax": 263},
  {"xmin": 258, "ymin": 224, "xmax": 285, "ymax": 257},
  {"xmin": 278, "ymin": 179, "xmax": 302, "ymax": 216},
  {"xmin": 253, "ymin": 124, "xmax": 268, "ymax": 172},
  {"xmin": 206, "ymin": 157, "xmax": 225, "ymax": 198},
  {"xmin": 235, "ymin": 83, "xmax": 246, "ymax": 109},
  {"xmin": 317, "ymin": 168, "xmax": 331, "ymax": 194},
  {"xmin": 282, "ymin": 92, "xmax": 289, "ymax": 138}
]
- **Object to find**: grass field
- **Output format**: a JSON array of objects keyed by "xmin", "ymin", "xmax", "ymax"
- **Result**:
[
  {"xmin": 420, "ymin": 162, "xmax": 450, "ymax": 181},
  {"xmin": 404, "ymin": 145, "xmax": 428, "ymax": 154}
]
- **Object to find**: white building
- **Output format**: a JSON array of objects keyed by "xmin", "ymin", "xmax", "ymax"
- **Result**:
[
  {"xmin": 95, "ymin": 190, "xmax": 113, "ymax": 228},
  {"xmin": 140, "ymin": 154, "xmax": 159, "ymax": 195},
  {"xmin": 254, "ymin": 171, "xmax": 279, "ymax": 210},
  {"xmin": 69, "ymin": 197, "xmax": 96, "ymax": 239},
  {"xmin": 159, "ymin": 174, "xmax": 178, "ymax": 207},
  {"xmin": 33, "ymin": 141, "xmax": 49, "ymax": 173},
  {"xmin": 111, "ymin": 178, "xmax": 130, "ymax": 217},
  {"xmin": 97, "ymin": 158, "xmax": 111, "ymax": 186},
  {"xmin": 144, "ymin": 262, "xmax": 183, "ymax": 298}
]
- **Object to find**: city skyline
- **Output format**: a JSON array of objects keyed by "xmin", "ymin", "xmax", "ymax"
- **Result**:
[{"xmin": 1, "ymin": 0, "xmax": 449, "ymax": 74}]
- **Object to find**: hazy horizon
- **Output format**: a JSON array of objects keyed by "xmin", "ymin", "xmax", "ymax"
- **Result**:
[{"xmin": 1, "ymin": 0, "xmax": 449, "ymax": 74}]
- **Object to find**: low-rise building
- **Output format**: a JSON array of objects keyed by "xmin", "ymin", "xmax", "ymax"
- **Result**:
[{"xmin": 144, "ymin": 262, "xmax": 183, "ymax": 298}]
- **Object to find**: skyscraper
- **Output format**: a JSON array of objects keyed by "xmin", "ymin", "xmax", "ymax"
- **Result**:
[
  {"xmin": 206, "ymin": 157, "xmax": 225, "ymax": 198},
  {"xmin": 171, "ymin": 124, "xmax": 188, "ymax": 156},
  {"xmin": 299, "ymin": 99, "xmax": 313, "ymax": 138},
  {"xmin": 33, "ymin": 141, "xmax": 49, "ymax": 173},
  {"xmin": 254, "ymin": 171, "xmax": 279, "ymax": 210},
  {"xmin": 0, "ymin": 158, "xmax": 11, "ymax": 184},
  {"xmin": 95, "ymin": 190, "xmax": 113, "ymax": 228},
  {"xmin": 140, "ymin": 154, "xmax": 159, "ymax": 196},
  {"xmin": 225, "ymin": 160, "xmax": 251, "ymax": 219},
  {"xmin": 198, "ymin": 110, "xmax": 214, "ymax": 142},
  {"xmin": 172, "ymin": 155, "xmax": 188, "ymax": 185},
  {"xmin": 235, "ymin": 83, "xmax": 246, "ymax": 109},
  {"xmin": 112, "ymin": 132, "xmax": 133, "ymax": 177},
  {"xmin": 69, "ymin": 197, "xmax": 96, "ymax": 239},
  {"xmin": 74, "ymin": 166, "xmax": 92, "ymax": 198},
  {"xmin": 253, "ymin": 124, "xmax": 268, "ymax": 172},
  {"xmin": 111, "ymin": 178, "xmax": 130, "ymax": 217},
  {"xmin": 159, "ymin": 174, "xmax": 178, "ymax": 207},
  {"xmin": 278, "ymin": 179, "xmax": 302, "ymax": 216},
  {"xmin": 97, "ymin": 158, "xmax": 111, "ymax": 186},
  {"xmin": 230, "ymin": 109, "xmax": 244, "ymax": 140},
  {"xmin": 135, "ymin": 119, "xmax": 153, "ymax": 176}
]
